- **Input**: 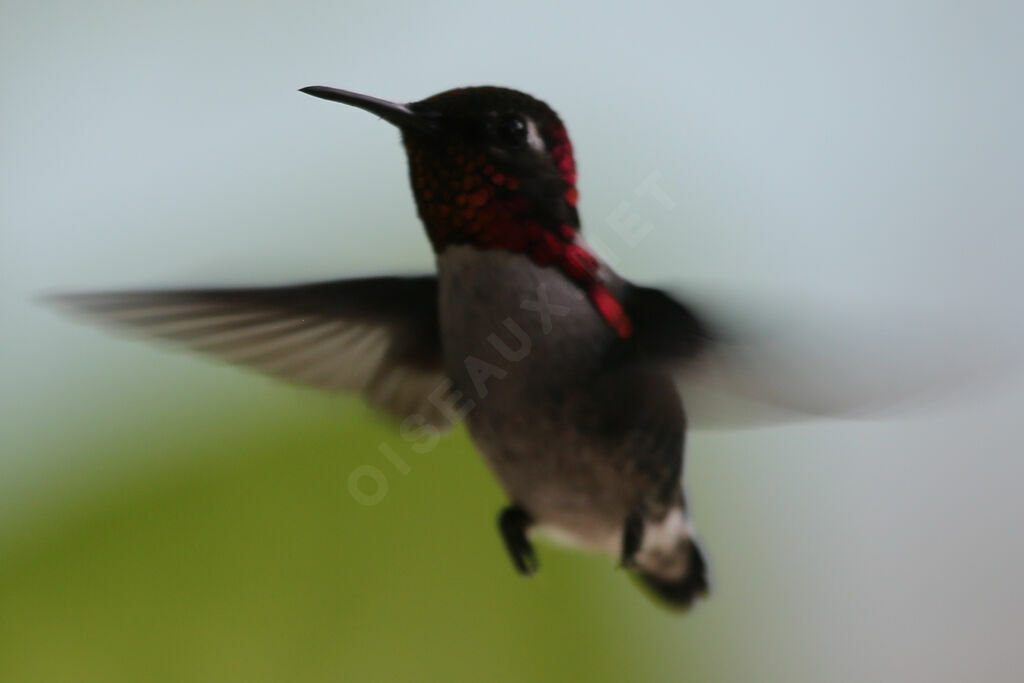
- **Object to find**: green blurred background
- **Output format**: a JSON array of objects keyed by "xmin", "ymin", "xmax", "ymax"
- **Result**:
[{"xmin": 3, "ymin": 1, "xmax": 1023, "ymax": 681}]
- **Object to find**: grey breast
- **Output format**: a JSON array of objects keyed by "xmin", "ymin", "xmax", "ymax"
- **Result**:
[{"xmin": 436, "ymin": 246, "xmax": 681, "ymax": 547}]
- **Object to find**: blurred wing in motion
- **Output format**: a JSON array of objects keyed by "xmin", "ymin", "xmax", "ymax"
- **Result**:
[
  {"xmin": 48, "ymin": 276, "xmax": 454, "ymax": 428},
  {"xmin": 624, "ymin": 283, "xmax": 1022, "ymax": 430}
]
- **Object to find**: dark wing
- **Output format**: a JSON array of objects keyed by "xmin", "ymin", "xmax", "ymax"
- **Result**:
[
  {"xmin": 622, "ymin": 283, "xmax": 1021, "ymax": 429},
  {"xmin": 620, "ymin": 284, "xmax": 715, "ymax": 363},
  {"xmin": 48, "ymin": 276, "xmax": 454, "ymax": 428},
  {"xmin": 617, "ymin": 283, "xmax": 785, "ymax": 429}
]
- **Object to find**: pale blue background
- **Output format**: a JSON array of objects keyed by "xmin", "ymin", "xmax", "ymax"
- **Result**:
[{"xmin": 3, "ymin": 1, "xmax": 1024, "ymax": 681}]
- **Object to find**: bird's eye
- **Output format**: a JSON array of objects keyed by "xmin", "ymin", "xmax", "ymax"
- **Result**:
[{"xmin": 495, "ymin": 115, "xmax": 528, "ymax": 147}]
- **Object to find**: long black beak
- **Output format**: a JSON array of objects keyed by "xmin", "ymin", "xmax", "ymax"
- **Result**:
[{"xmin": 300, "ymin": 86, "xmax": 437, "ymax": 133}]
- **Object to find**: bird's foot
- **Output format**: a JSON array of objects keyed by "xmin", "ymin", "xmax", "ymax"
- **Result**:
[
  {"xmin": 498, "ymin": 504, "xmax": 538, "ymax": 576},
  {"xmin": 620, "ymin": 508, "xmax": 645, "ymax": 568}
]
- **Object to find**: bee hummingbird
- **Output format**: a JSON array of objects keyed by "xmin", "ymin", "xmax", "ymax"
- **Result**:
[{"xmin": 55, "ymin": 84, "xmax": 731, "ymax": 608}]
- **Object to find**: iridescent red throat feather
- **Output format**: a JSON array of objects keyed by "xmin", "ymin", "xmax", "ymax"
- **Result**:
[{"xmin": 405, "ymin": 124, "xmax": 633, "ymax": 338}]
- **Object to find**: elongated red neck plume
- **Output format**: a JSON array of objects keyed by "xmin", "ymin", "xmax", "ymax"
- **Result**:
[{"xmin": 405, "ymin": 113, "xmax": 632, "ymax": 338}]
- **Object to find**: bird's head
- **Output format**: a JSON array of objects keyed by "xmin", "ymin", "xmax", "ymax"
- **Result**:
[
  {"xmin": 302, "ymin": 85, "xmax": 630, "ymax": 338},
  {"xmin": 302, "ymin": 85, "xmax": 579, "ymax": 250}
]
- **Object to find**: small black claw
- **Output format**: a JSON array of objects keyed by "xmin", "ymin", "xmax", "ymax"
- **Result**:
[
  {"xmin": 620, "ymin": 509, "xmax": 645, "ymax": 568},
  {"xmin": 498, "ymin": 504, "xmax": 538, "ymax": 576}
]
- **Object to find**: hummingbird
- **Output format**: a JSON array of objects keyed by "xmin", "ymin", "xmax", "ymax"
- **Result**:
[{"xmin": 51, "ymin": 85, "xmax": 794, "ymax": 608}]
